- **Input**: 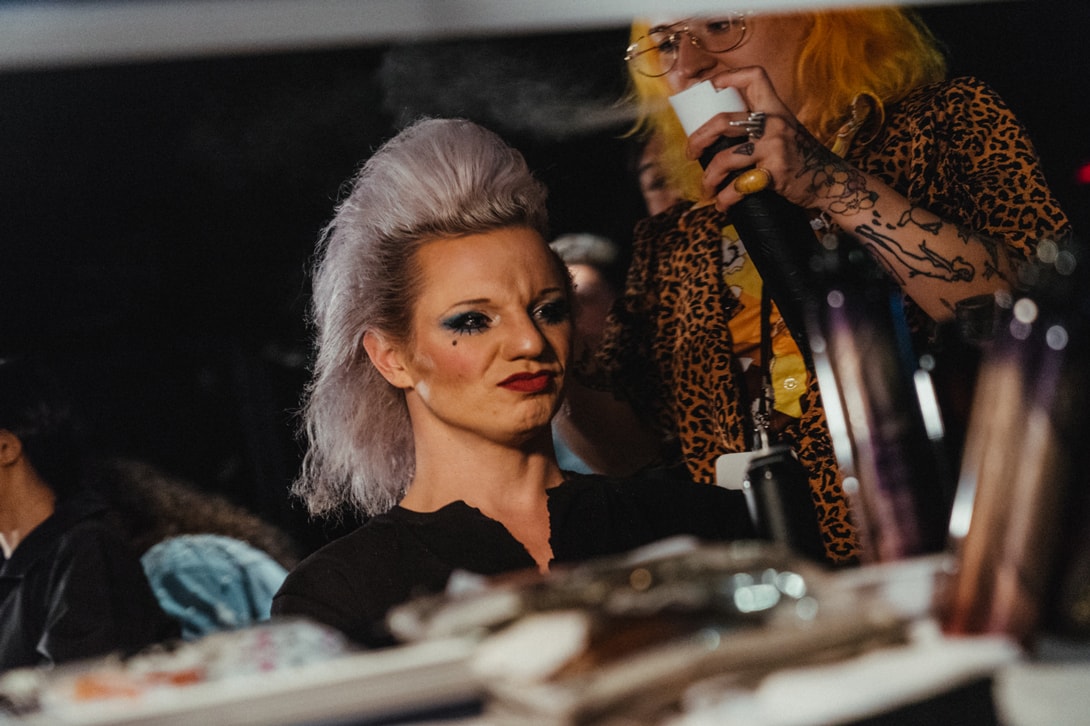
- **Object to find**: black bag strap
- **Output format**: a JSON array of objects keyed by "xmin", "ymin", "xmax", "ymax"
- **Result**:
[{"xmin": 753, "ymin": 284, "xmax": 774, "ymax": 451}]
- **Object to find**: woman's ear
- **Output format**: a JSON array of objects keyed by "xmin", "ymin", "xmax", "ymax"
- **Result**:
[
  {"xmin": 362, "ymin": 330, "xmax": 414, "ymax": 389},
  {"xmin": 0, "ymin": 430, "xmax": 23, "ymax": 467}
]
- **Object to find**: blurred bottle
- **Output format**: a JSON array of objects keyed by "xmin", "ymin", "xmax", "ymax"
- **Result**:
[
  {"xmin": 806, "ymin": 232, "xmax": 955, "ymax": 563},
  {"xmin": 942, "ymin": 235, "xmax": 1090, "ymax": 647}
]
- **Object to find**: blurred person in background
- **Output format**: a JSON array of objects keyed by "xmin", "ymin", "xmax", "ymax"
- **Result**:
[
  {"xmin": 635, "ymin": 131, "xmax": 683, "ymax": 217},
  {"xmin": 549, "ymin": 232, "xmax": 627, "ymax": 474},
  {"xmin": 0, "ymin": 358, "xmax": 177, "ymax": 671}
]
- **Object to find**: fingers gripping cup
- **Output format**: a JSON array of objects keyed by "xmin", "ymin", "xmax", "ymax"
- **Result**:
[
  {"xmin": 668, "ymin": 81, "xmax": 747, "ymax": 134},
  {"xmin": 668, "ymin": 81, "xmax": 770, "ymax": 193},
  {"xmin": 668, "ymin": 81, "xmax": 748, "ymax": 170},
  {"xmin": 668, "ymin": 80, "xmax": 819, "ymax": 369}
]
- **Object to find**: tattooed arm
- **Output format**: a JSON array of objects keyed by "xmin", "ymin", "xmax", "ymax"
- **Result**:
[
  {"xmin": 782, "ymin": 133, "xmax": 1015, "ymax": 321},
  {"xmin": 688, "ymin": 70, "xmax": 1065, "ymax": 323}
]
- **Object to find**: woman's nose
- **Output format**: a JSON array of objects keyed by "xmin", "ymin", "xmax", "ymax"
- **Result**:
[
  {"xmin": 505, "ymin": 314, "xmax": 549, "ymax": 358},
  {"xmin": 669, "ymin": 33, "xmax": 716, "ymax": 91}
]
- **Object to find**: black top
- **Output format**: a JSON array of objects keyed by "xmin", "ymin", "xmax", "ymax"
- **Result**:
[
  {"xmin": 273, "ymin": 473, "xmax": 753, "ymax": 648},
  {"xmin": 0, "ymin": 492, "xmax": 180, "ymax": 672}
]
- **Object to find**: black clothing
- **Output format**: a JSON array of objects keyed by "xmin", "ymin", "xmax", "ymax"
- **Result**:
[
  {"xmin": 0, "ymin": 492, "xmax": 179, "ymax": 671},
  {"xmin": 273, "ymin": 473, "xmax": 753, "ymax": 648}
]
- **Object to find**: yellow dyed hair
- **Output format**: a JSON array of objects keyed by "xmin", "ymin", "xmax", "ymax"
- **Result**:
[{"xmin": 628, "ymin": 8, "xmax": 947, "ymax": 202}]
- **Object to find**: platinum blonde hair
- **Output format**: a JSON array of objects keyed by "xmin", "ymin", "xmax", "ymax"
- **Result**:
[{"xmin": 295, "ymin": 118, "xmax": 549, "ymax": 519}]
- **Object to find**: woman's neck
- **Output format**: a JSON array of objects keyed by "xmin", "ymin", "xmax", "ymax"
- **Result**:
[
  {"xmin": 402, "ymin": 441, "xmax": 562, "ymax": 513},
  {"xmin": 400, "ymin": 432, "xmax": 563, "ymax": 573}
]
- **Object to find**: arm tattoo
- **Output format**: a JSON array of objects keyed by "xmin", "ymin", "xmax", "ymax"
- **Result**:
[
  {"xmin": 896, "ymin": 208, "xmax": 943, "ymax": 236},
  {"xmin": 854, "ymin": 206, "xmax": 976, "ymax": 283},
  {"xmin": 794, "ymin": 126, "xmax": 876, "ymax": 215},
  {"xmin": 795, "ymin": 124, "xmax": 1008, "ymax": 285},
  {"xmin": 855, "ymin": 223, "xmax": 975, "ymax": 282},
  {"xmin": 893, "ymin": 208, "xmax": 1007, "ymax": 283}
]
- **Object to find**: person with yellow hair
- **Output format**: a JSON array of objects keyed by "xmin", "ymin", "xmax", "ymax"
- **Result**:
[{"xmin": 559, "ymin": 7, "xmax": 1071, "ymax": 564}]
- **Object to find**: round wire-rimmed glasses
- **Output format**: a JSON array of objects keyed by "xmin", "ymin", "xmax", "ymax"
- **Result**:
[{"xmin": 624, "ymin": 14, "xmax": 749, "ymax": 78}]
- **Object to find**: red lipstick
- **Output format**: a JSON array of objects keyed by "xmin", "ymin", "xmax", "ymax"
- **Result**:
[{"xmin": 499, "ymin": 371, "xmax": 554, "ymax": 394}]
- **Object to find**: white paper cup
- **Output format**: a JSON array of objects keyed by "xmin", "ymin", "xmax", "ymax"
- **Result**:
[{"xmin": 668, "ymin": 81, "xmax": 747, "ymax": 135}]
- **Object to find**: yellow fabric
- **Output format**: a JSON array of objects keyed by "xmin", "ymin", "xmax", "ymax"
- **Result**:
[{"xmin": 720, "ymin": 223, "xmax": 806, "ymax": 419}]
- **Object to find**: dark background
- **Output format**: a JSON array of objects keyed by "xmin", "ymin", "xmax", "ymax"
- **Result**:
[{"xmin": 2, "ymin": 1, "xmax": 1087, "ymax": 553}]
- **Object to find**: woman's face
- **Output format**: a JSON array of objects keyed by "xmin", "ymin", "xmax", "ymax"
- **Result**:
[
  {"xmin": 567, "ymin": 262, "xmax": 615, "ymax": 351},
  {"xmin": 661, "ymin": 13, "xmax": 812, "ymax": 114},
  {"xmin": 394, "ymin": 227, "xmax": 572, "ymax": 446},
  {"xmin": 638, "ymin": 134, "xmax": 681, "ymax": 216}
]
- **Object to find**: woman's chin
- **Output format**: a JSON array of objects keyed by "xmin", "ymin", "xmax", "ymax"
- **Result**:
[{"xmin": 501, "ymin": 417, "xmax": 559, "ymax": 449}]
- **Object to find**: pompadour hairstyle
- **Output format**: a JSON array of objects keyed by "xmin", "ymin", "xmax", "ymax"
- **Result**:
[{"xmin": 295, "ymin": 118, "xmax": 550, "ymax": 518}]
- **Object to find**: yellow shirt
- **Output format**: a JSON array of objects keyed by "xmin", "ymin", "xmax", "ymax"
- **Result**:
[{"xmin": 719, "ymin": 223, "xmax": 807, "ymax": 419}]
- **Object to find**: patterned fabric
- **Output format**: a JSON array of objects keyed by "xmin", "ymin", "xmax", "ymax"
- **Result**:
[{"xmin": 589, "ymin": 77, "xmax": 1071, "ymax": 564}]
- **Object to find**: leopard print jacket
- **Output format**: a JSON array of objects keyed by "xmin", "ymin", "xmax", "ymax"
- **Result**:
[{"xmin": 590, "ymin": 77, "xmax": 1072, "ymax": 564}]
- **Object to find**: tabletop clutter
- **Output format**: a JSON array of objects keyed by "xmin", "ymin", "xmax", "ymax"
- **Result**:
[
  {"xmin": 3, "ymin": 238, "xmax": 1088, "ymax": 726},
  {"xmin": 0, "ymin": 542, "xmax": 1032, "ymax": 725}
]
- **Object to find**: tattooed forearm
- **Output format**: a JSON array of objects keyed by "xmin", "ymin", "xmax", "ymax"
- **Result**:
[
  {"xmin": 896, "ymin": 208, "xmax": 1006, "ymax": 282},
  {"xmin": 794, "ymin": 122, "xmax": 1020, "ymax": 307},
  {"xmin": 855, "ymin": 223, "xmax": 975, "ymax": 282}
]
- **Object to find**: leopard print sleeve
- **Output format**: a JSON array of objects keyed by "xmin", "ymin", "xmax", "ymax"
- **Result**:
[
  {"xmin": 854, "ymin": 76, "xmax": 1071, "ymax": 261},
  {"xmin": 851, "ymin": 76, "xmax": 1072, "ymax": 336},
  {"xmin": 585, "ymin": 208, "xmax": 682, "ymax": 442}
]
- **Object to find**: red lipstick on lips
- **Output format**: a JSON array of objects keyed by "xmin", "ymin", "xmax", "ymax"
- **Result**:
[{"xmin": 499, "ymin": 371, "xmax": 554, "ymax": 394}]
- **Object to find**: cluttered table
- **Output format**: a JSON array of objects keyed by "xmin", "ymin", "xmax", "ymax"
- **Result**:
[{"xmin": 3, "ymin": 540, "xmax": 1088, "ymax": 726}]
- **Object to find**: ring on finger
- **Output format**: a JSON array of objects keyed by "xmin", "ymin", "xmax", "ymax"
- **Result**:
[
  {"xmin": 733, "ymin": 167, "xmax": 773, "ymax": 195},
  {"xmin": 728, "ymin": 111, "xmax": 767, "ymax": 141}
]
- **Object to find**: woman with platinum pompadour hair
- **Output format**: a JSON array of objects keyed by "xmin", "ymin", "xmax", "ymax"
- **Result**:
[
  {"xmin": 295, "ymin": 117, "xmax": 550, "ymax": 519},
  {"xmin": 276, "ymin": 117, "xmax": 753, "ymax": 648}
]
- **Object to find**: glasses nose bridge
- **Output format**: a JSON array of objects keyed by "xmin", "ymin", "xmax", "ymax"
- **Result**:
[
  {"xmin": 662, "ymin": 24, "xmax": 706, "ymax": 69},
  {"xmin": 663, "ymin": 23, "xmax": 701, "ymax": 51},
  {"xmin": 664, "ymin": 25, "xmax": 708, "ymax": 76},
  {"xmin": 679, "ymin": 24, "xmax": 704, "ymax": 49}
]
